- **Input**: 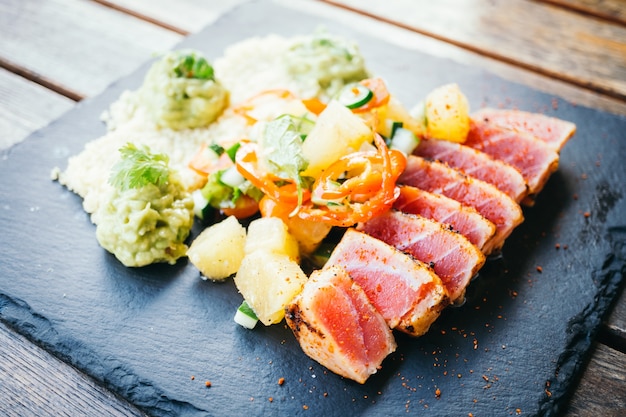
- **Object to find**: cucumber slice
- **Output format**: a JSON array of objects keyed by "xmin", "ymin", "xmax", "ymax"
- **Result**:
[
  {"xmin": 234, "ymin": 300, "xmax": 258, "ymax": 329},
  {"xmin": 390, "ymin": 127, "xmax": 420, "ymax": 156},
  {"xmin": 338, "ymin": 83, "xmax": 373, "ymax": 109},
  {"xmin": 191, "ymin": 189, "xmax": 217, "ymax": 221},
  {"xmin": 219, "ymin": 165, "xmax": 246, "ymax": 188}
]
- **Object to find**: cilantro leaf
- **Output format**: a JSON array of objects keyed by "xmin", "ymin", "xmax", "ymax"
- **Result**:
[
  {"xmin": 109, "ymin": 143, "xmax": 170, "ymax": 191},
  {"xmin": 172, "ymin": 51, "xmax": 215, "ymax": 80},
  {"xmin": 261, "ymin": 116, "xmax": 309, "ymax": 180},
  {"xmin": 259, "ymin": 116, "xmax": 310, "ymax": 209}
]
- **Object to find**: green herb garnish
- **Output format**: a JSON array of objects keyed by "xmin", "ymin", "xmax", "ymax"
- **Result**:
[
  {"xmin": 109, "ymin": 143, "xmax": 170, "ymax": 191},
  {"xmin": 225, "ymin": 142, "xmax": 241, "ymax": 163},
  {"xmin": 209, "ymin": 143, "xmax": 225, "ymax": 156},
  {"xmin": 172, "ymin": 51, "xmax": 215, "ymax": 80},
  {"xmin": 260, "ymin": 116, "xmax": 309, "ymax": 210}
]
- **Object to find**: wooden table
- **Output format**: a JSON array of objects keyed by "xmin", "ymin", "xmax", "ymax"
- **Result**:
[{"xmin": 1, "ymin": 0, "xmax": 624, "ymax": 415}]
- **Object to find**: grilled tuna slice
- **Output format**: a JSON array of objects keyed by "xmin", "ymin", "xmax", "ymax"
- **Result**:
[
  {"xmin": 326, "ymin": 229, "xmax": 448, "ymax": 336},
  {"xmin": 399, "ymin": 155, "xmax": 523, "ymax": 254},
  {"xmin": 415, "ymin": 138, "xmax": 528, "ymax": 202},
  {"xmin": 464, "ymin": 119, "xmax": 560, "ymax": 198},
  {"xmin": 285, "ymin": 265, "xmax": 396, "ymax": 384},
  {"xmin": 472, "ymin": 108, "xmax": 576, "ymax": 152},
  {"xmin": 394, "ymin": 185, "xmax": 496, "ymax": 252},
  {"xmin": 359, "ymin": 210, "xmax": 485, "ymax": 303}
]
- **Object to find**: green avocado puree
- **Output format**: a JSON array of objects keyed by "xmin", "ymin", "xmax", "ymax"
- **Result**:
[
  {"xmin": 96, "ymin": 145, "xmax": 194, "ymax": 267},
  {"xmin": 139, "ymin": 49, "xmax": 229, "ymax": 130},
  {"xmin": 284, "ymin": 30, "xmax": 370, "ymax": 99}
]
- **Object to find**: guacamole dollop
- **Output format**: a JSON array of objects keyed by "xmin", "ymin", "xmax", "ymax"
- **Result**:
[
  {"xmin": 96, "ymin": 144, "xmax": 194, "ymax": 267},
  {"xmin": 139, "ymin": 49, "xmax": 229, "ymax": 130},
  {"xmin": 284, "ymin": 30, "xmax": 370, "ymax": 99}
]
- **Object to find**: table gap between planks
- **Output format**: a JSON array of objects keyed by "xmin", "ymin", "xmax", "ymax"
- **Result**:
[{"xmin": 0, "ymin": 0, "xmax": 624, "ymax": 416}]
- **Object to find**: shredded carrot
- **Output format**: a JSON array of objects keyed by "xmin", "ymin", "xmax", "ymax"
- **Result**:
[
  {"xmin": 233, "ymin": 89, "xmax": 297, "ymax": 125},
  {"xmin": 297, "ymin": 134, "xmax": 406, "ymax": 227}
]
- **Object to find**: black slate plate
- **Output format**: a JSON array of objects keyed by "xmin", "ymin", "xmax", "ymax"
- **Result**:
[{"xmin": 1, "ymin": 1, "xmax": 625, "ymax": 416}]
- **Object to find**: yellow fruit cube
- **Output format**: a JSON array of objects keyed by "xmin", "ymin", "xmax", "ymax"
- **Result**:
[
  {"xmin": 245, "ymin": 217, "xmax": 300, "ymax": 263},
  {"xmin": 284, "ymin": 216, "xmax": 332, "ymax": 255},
  {"xmin": 413, "ymin": 83, "xmax": 470, "ymax": 143},
  {"xmin": 376, "ymin": 96, "xmax": 425, "ymax": 138},
  {"xmin": 234, "ymin": 251, "xmax": 308, "ymax": 325},
  {"xmin": 301, "ymin": 100, "xmax": 373, "ymax": 178},
  {"xmin": 187, "ymin": 216, "xmax": 246, "ymax": 280}
]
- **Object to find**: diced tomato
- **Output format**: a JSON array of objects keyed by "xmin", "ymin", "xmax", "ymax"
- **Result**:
[{"xmin": 221, "ymin": 194, "xmax": 259, "ymax": 219}]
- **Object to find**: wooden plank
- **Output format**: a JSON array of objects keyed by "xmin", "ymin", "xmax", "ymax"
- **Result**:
[
  {"xmin": 0, "ymin": 68, "xmax": 75, "ymax": 150},
  {"xmin": 0, "ymin": 0, "xmax": 181, "ymax": 98},
  {"xmin": 603, "ymin": 287, "xmax": 626, "ymax": 351},
  {"xmin": 321, "ymin": 0, "xmax": 626, "ymax": 101},
  {"xmin": 0, "ymin": 321, "xmax": 145, "ymax": 417},
  {"xmin": 96, "ymin": 0, "xmax": 249, "ymax": 34},
  {"xmin": 563, "ymin": 343, "xmax": 626, "ymax": 416},
  {"xmin": 537, "ymin": 0, "xmax": 626, "ymax": 26}
]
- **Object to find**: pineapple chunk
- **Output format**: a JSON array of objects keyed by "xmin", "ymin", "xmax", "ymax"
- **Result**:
[
  {"xmin": 245, "ymin": 217, "xmax": 300, "ymax": 263},
  {"xmin": 187, "ymin": 216, "xmax": 246, "ymax": 280},
  {"xmin": 376, "ymin": 96, "xmax": 425, "ymax": 138},
  {"xmin": 234, "ymin": 251, "xmax": 307, "ymax": 325},
  {"xmin": 412, "ymin": 83, "xmax": 470, "ymax": 143},
  {"xmin": 301, "ymin": 100, "xmax": 373, "ymax": 178},
  {"xmin": 284, "ymin": 216, "xmax": 332, "ymax": 255}
]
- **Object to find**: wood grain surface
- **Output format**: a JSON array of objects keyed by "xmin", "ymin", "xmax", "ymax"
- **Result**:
[
  {"xmin": 563, "ymin": 343, "xmax": 626, "ymax": 416},
  {"xmin": 0, "ymin": 68, "xmax": 74, "ymax": 150},
  {"xmin": 1, "ymin": 0, "xmax": 624, "ymax": 415},
  {"xmin": 0, "ymin": 0, "xmax": 181, "ymax": 97},
  {"xmin": 0, "ymin": 322, "xmax": 145, "ymax": 417},
  {"xmin": 96, "ymin": 0, "xmax": 250, "ymax": 34},
  {"xmin": 322, "ymin": 0, "xmax": 626, "ymax": 100},
  {"xmin": 537, "ymin": 0, "xmax": 626, "ymax": 25}
]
